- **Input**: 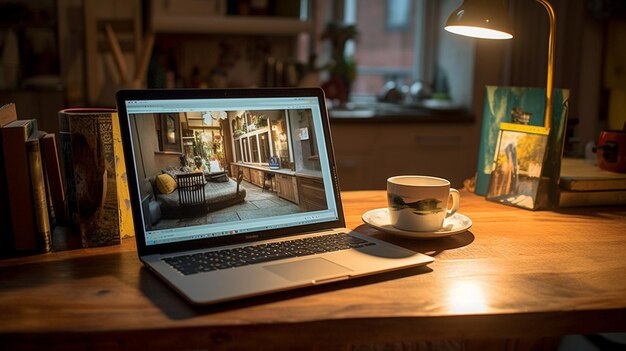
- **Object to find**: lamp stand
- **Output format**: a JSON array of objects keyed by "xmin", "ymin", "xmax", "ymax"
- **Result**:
[{"xmin": 536, "ymin": 0, "xmax": 556, "ymax": 130}]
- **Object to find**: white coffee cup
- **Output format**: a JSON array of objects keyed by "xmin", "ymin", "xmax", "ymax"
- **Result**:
[{"xmin": 387, "ymin": 175, "xmax": 460, "ymax": 231}]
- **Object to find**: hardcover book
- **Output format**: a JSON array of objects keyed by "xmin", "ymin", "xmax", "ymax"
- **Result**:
[
  {"xmin": 558, "ymin": 189, "xmax": 626, "ymax": 207},
  {"xmin": 40, "ymin": 133, "xmax": 66, "ymax": 224},
  {"xmin": 0, "ymin": 103, "xmax": 18, "ymax": 254},
  {"xmin": 559, "ymin": 158, "xmax": 626, "ymax": 191},
  {"xmin": 1, "ymin": 119, "xmax": 39, "ymax": 252},
  {"xmin": 27, "ymin": 132, "xmax": 52, "ymax": 252},
  {"xmin": 557, "ymin": 158, "xmax": 626, "ymax": 207}
]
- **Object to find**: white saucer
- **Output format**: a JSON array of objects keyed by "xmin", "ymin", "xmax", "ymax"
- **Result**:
[{"xmin": 361, "ymin": 208, "xmax": 472, "ymax": 239}]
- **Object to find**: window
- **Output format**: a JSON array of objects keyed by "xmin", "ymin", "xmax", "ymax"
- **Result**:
[
  {"xmin": 386, "ymin": 0, "xmax": 411, "ymax": 31},
  {"xmin": 242, "ymin": 137, "xmax": 250, "ymax": 162},
  {"xmin": 303, "ymin": 110, "xmax": 318, "ymax": 159},
  {"xmin": 155, "ymin": 113, "xmax": 181, "ymax": 153},
  {"xmin": 250, "ymin": 136, "xmax": 259, "ymax": 163},
  {"xmin": 342, "ymin": 0, "xmax": 431, "ymax": 98},
  {"xmin": 270, "ymin": 116, "xmax": 289, "ymax": 166},
  {"xmin": 235, "ymin": 141, "xmax": 242, "ymax": 162},
  {"xmin": 180, "ymin": 112, "xmax": 225, "ymax": 169},
  {"xmin": 318, "ymin": 0, "xmax": 474, "ymax": 109},
  {"xmin": 232, "ymin": 110, "xmax": 291, "ymax": 166},
  {"xmin": 259, "ymin": 132, "xmax": 271, "ymax": 163}
]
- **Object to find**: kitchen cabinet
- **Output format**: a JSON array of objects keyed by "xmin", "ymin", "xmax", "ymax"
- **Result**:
[
  {"xmin": 275, "ymin": 173, "xmax": 299, "ymax": 204},
  {"xmin": 249, "ymin": 168, "xmax": 265, "ymax": 188},
  {"xmin": 330, "ymin": 120, "xmax": 479, "ymax": 191},
  {"xmin": 297, "ymin": 176, "xmax": 326, "ymax": 211},
  {"xmin": 241, "ymin": 167, "xmax": 251, "ymax": 183}
]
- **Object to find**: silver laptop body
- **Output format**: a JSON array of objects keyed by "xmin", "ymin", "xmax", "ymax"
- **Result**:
[{"xmin": 116, "ymin": 88, "xmax": 433, "ymax": 305}]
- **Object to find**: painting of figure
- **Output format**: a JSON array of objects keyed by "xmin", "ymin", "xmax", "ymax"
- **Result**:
[{"xmin": 486, "ymin": 125, "xmax": 549, "ymax": 210}]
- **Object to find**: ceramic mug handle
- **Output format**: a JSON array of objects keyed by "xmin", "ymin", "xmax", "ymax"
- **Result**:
[{"xmin": 446, "ymin": 188, "xmax": 460, "ymax": 217}]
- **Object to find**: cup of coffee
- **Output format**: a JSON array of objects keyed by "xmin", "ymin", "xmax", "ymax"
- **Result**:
[{"xmin": 387, "ymin": 175, "xmax": 460, "ymax": 231}]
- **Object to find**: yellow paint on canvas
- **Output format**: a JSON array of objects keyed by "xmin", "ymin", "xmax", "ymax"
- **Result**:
[
  {"xmin": 112, "ymin": 113, "xmax": 134, "ymax": 238},
  {"xmin": 499, "ymin": 122, "xmax": 550, "ymax": 135}
]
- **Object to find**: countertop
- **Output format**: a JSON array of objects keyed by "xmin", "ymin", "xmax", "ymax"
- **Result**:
[{"xmin": 327, "ymin": 101, "xmax": 473, "ymax": 123}]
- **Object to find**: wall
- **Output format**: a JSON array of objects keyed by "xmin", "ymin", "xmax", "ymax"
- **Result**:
[
  {"xmin": 131, "ymin": 113, "xmax": 181, "ymax": 181},
  {"xmin": 286, "ymin": 109, "xmax": 320, "ymax": 172},
  {"xmin": 131, "ymin": 115, "xmax": 153, "ymax": 181},
  {"xmin": 605, "ymin": 21, "xmax": 626, "ymax": 130},
  {"xmin": 504, "ymin": 0, "xmax": 607, "ymax": 155},
  {"xmin": 436, "ymin": 0, "xmax": 476, "ymax": 109},
  {"xmin": 58, "ymin": 0, "xmax": 85, "ymax": 106}
]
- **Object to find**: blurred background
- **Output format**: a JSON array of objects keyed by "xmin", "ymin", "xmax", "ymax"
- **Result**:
[{"xmin": 0, "ymin": 0, "xmax": 624, "ymax": 190}]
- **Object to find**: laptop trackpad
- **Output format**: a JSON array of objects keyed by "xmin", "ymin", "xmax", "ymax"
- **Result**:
[{"xmin": 264, "ymin": 258, "xmax": 352, "ymax": 282}]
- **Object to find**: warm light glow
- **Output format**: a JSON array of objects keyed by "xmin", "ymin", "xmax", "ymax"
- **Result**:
[
  {"xmin": 447, "ymin": 281, "xmax": 488, "ymax": 313},
  {"xmin": 444, "ymin": 25, "xmax": 512, "ymax": 40},
  {"xmin": 166, "ymin": 131, "xmax": 176, "ymax": 144}
]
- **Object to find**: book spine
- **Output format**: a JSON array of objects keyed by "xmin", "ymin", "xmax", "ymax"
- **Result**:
[
  {"xmin": 59, "ymin": 111, "xmax": 77, "ymax": 227},
  {"xmin": 27, "ymin": 138, "xmax": 52, "ymax": 252},
  {"xmin": 0, "ymin": 103, "xmax": 17, "ymax": 255},
  {"xmin": 562, "ymin": 179, "xmax": 626, "ymax": 192},
  {"xmin": 44, "ymin": 169, "xmax": 56, "ymax": 228},
  {"xmin": 40, "ymin": 133, "xmax": 65, "ymax": 223},
  {"xmin": 2, "ymin": 119, "xmax": 38, "ymax": 252},
  {"xmin": 558, "ymin": 190, "xmax": 626, "ymax": 208}
]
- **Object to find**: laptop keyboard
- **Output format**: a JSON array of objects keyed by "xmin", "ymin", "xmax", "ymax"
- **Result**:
[{"xmin": 162, "ymin": 233, "xmax": 376, "ymax": 276}]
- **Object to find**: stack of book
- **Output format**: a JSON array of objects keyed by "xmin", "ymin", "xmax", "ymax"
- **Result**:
[
  {"xmin": 0, "ymin": 103, "xmax": 65, "ymax": 255},
  {"xmin": 558, "ymin": 158, "xmax": 626, "ymax": 207}
]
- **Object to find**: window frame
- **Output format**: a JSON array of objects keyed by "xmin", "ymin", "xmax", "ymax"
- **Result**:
[
  {"xmin": 336, "ymin": 0, "xmax": 439, "ymax": 98},
  {"xmin": 155, "ymin": 113, "xmax": 182, "ymax": 154}
]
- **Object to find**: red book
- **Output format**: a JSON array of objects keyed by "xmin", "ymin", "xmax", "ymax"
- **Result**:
[
  {"xmin": 2, "ymin": 119, "xmax": 38, "ymax": 252},
  {"xmin": 0, "ymin": 104, "xmax": 18, "ymax": 254}
]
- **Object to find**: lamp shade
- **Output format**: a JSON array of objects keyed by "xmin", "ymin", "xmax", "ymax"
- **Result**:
[{"xmin": 444, "ymin": 0, "xmax": 514, "ymax": 40}]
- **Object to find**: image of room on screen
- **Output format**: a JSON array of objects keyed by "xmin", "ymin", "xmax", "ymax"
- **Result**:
[{"xmin": 130, "ymin": 108, "xmax": 327, "ymax": 231}]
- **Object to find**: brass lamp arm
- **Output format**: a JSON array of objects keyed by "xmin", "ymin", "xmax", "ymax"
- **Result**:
[{"xmin": 536, "ymin": 0, "xmax": 556, "ymax": 130}]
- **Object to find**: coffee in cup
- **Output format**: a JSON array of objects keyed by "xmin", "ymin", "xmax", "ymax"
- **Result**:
[{"xmin": 387, "ymin": 175, "xmax": 460, "ymax": 231}]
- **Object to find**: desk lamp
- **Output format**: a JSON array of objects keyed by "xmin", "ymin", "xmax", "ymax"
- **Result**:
[
  {"xmin": 445, "ymin": 0, "xmax": 563, "ymax": 209},
  {"xmin": 444, "ymin": 0, "xmax": 555, "ymax": 130}
]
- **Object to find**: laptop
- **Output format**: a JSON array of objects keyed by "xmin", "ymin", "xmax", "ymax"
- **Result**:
[{"xmin": 116, "ymin": 87, "xmax": 433, "ymax": 305}]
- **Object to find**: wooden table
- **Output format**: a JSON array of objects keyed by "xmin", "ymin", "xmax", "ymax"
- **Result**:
[{"xmin": 1, "ymin": 191, "xmax": 626, "ymax": 350}]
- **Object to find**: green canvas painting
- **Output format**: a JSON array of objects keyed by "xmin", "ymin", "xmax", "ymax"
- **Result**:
[{"xmin": 475, "ymin": 86, "xmax": 569, "ymax": 196}]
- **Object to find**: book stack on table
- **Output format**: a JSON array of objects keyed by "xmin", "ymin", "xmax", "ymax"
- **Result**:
[
  {"xmin": 558, "ymin": 158, "xmax": 626, "ymax": 207},
  {"xmin": 0, "ymin": 103, "xmax": 65, "ymax": 256}
]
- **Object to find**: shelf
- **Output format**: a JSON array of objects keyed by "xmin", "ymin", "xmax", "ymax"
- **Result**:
[{"xmin": 152, "ymin": 15, "xmax": 312, "ymax": 35}]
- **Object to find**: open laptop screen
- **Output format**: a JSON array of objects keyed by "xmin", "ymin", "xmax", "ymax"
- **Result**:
[{"xmin": 122, "ymin": 92, "xmax": 341, "ymax": 247}]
